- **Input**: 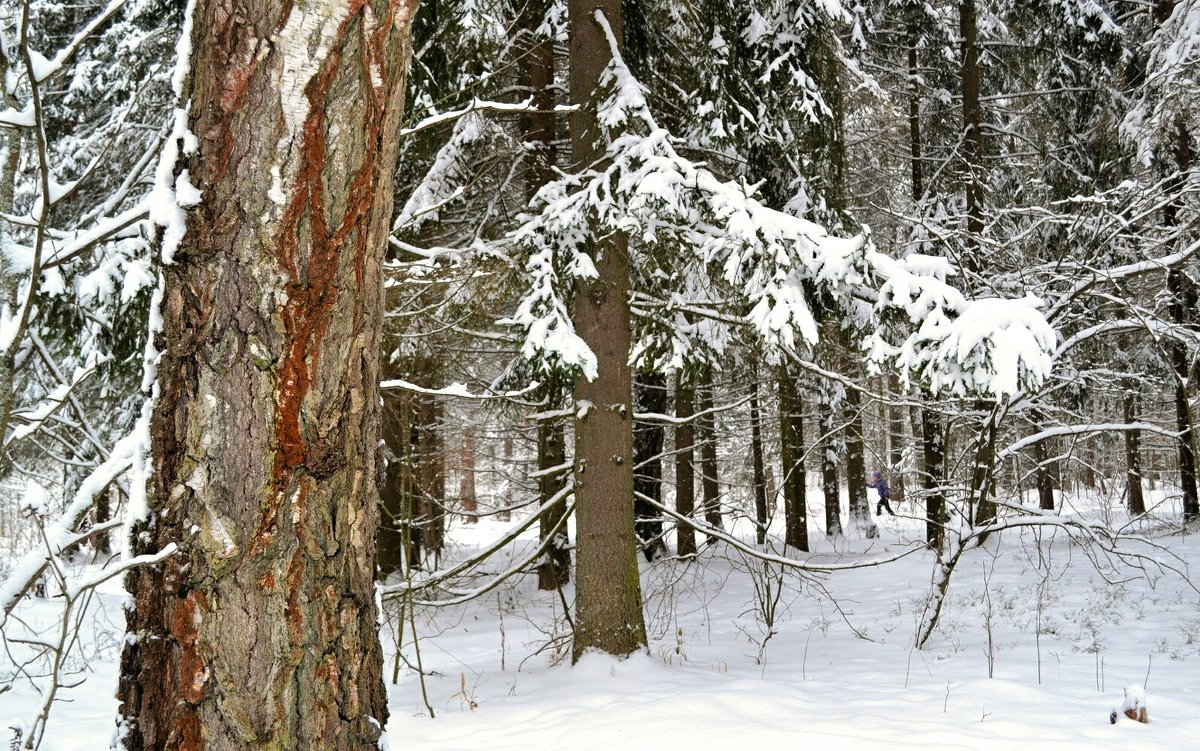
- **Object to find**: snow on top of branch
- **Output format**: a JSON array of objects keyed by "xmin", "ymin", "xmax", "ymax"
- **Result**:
[
  {"xmin": 1121, "ymin": 0, "xmax": 1200, "ymax": 165},
  {"xmin": 506, "ymin": 8, "xmax": 1056, "ymax": 397}
]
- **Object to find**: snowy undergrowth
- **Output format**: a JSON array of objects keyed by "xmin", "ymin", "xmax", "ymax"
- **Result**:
[{"xmin": 5, "ymin": 488, "xmax": 1198, "ymax": 749}]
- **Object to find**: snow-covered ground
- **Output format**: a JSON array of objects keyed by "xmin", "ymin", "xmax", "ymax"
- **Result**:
[{"xmin": 5, "ymin": 488, "xmax": 1199, "ymax": 750}]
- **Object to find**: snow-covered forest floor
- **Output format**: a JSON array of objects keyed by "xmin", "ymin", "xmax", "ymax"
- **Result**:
[{"xmin": 6, "ymin": 487, "xmax": 1199, "ymax": 750}]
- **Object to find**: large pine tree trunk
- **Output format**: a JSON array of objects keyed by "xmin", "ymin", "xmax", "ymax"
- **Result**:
[
  {"xmin": 674, "ymin": 372, "xmax": 697, "ymax": 556},
  {"xmin": 568, "ymin": 0, "xmax": 647, "ymax": 661},
  {"xmin": 778, "ymin": 365, "xmax": 808, "ymax": 551},
  {"xmin": 117, "ymin": 2, "xmax": 416, "ymax": 748}
]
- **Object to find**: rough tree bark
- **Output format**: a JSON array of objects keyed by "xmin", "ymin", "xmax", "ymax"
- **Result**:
[
  {"xmin": 674, "ymin": 372, "xmax": 697, "ymax": 557},
  {"xmin": 568, "ymin": 0, "xmax": 647, "ymax": 661},
  {"xmin": 117, "ymin": 2, "xmax": 417, "ymax": 749}
]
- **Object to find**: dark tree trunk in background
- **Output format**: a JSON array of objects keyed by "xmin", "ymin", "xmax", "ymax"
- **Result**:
[
  {"xmin": 460, "ymin": 426, "xmax": 478, "ymax": 523},
  {"xmin": 521, "ymin": 0, "xmax": 571, "ymax": 588},
  {"xmin": 1124, "ymin": 385, "xmax": 1146, "ymax": 515},
  {"xmin": 922, "ymin": 405, "xmax": 947, "ymax": 551},
  {"xmin": 819, "ymin": 400, "xmax": 842, "ymax": 538},
  {"xmin": 779, "ymin": 365, "xmax": 808, "ymax": 551},
  {"xmin": 633, "ymin": 373, "xmax": 667, "ymax": 560},
  {"xmin": 888, "ymin": 374, "xmax": 907, "ymax": 504},
  {"xmin": 845, "ymin": 365, "xmax": 868, "ymax": 529},
  {"xmin": 697, "ymin": 369, "xmax": 722, "ymax": 541},
  {"xmin": 749, "ymin": 374, "xmax": 769, "ymax": 545},
  {"xmin": 971, "ymin": 406, "xmax": 1000, "ymax": 534},
  {"xmin": 416, "ymin": 393, "xmax": 446, "ymax": 563},
  {"xmin": 118, "ymin": 2, "xmax": 416, "ymax": 747},
  {"xmin": 960, "ymin": 0, "xmax": 985, "ymax": 278},
  {"xmin": 674, "ymin": 372, "xmax": 697, "ymax": 557},
  {"xmin": 1165, "ymin": 119, "xmax": 1198, "ymax": 521},
  {"xmin": 1031, "ymin": 410, "xmax": 1056, "ymax": 511},
  {"xmin": 568, "ymin": 0, "xmax": 647, "ymax": 661},
  {"xmin": 378, "ymin": 379, "xmax": 413, "ymax": 578},
  {"xmin": 537, "ymin": 401, "xmax": 570, "ymax": 590}
]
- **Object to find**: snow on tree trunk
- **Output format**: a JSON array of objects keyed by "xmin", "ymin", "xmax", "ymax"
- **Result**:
[
  {"xmin": 568, "ymin": 0, "xmax": 647, "ymax": 661},
  {"xmin": 117, "ymin": 1, "xmax": 417, "ymax": 748}
]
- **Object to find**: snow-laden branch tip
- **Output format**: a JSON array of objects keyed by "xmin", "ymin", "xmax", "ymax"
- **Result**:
[
  {"xmin": 379, "ymin": 378, "xmax": 540, "ymax": 400},
  {"xmin": 505, "ymin": 9, "xmax": 1056, "ymax": 398},
  {"xmin": 398, "ymin": 96, "xmax": 578, "ymax": 140}
]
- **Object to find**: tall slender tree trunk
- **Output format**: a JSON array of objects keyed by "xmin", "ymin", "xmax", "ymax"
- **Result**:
[
  {"xmin": 520, "ymin": 0, "xmax": 571, "ymax": 588},
  {"xmin": 674, "ymin": 372, "xmax": 697, "ymax": 556},
  {"xmin": 972, "ymin": 405, "xmax": 1000, "ymax": 531},
  {"xmin": 697, "ymin": 370, "xmax": 722, "ymax": 541},
  {"xmin": 118, "ymin": 2, "xmax": 416, "ymax": 748},
  {"xmin": 922, "ymin": 403, "xmax": 947, "ymax": 551},
  {"xmin": 1031, "ymin": 410, "xmax": 1056, "ymax": 511},
  {"xmin": 1166, "ymin": 122, "xmax": 1198, "ymax": 521},
  {"xmin": 537, "ymin": 400, "xmax": 570, "ymax": 589},
  {"xmin": 633, "ymin": 372, "xmax": 666, "ymax": 559},
  {"xmin": 0, "ymin": 43, "xmax": 20, "ymax": 449},
  {"xmin": 417, "ymin": 393, "xmax": 446, "ymax": 564},
  {"xmin": 779, "ymin": 364, "xmax": 808, "ymax": 551},
  {"xmin": 1124, "ymin": 384, "xmax": 1146, "ymax": 515},
  {"xmin": 460, "ymin": 425, "xmax": 478, "ymax": 524},
  {"xmin": 568, "ymin": 0, "xmax": 646, "ymax": 661},
  {"xmin": 819, "ymin": 398, "xmax": 842, "ymax": 538},
  {"xmin": 888, "ymin": 374, "xmax": 907, "ymax": 504},
  {"xmin": 844, "ymin": 359, "xmax": 868, "ymax": 530},
  {"xmin": 960, "ymin": 0, "xmax": 985, "ymax": 278},
  {"xmin": 749, "ymin": 373, "xmax": 768, "ymax": 545}
]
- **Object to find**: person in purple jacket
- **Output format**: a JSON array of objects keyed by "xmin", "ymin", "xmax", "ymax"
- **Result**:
[{"xmin": 869, "ymin": 471, "xmax": 895, "ymax": 516}]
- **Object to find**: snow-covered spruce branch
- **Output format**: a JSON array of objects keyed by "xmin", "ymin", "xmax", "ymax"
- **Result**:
[
  {"xmin": 0, "ymin": 415, "xmax": 148, "ymax": 621},
  {"xmin": 6, "ymin": 520, "xmax": 175, "ymax": 751},
  {"xmin": 639, "ymin": 492, "xmax": 927, "ymax": 573},
  {"xmin": 397, "ymin": 96, "xmax": 578, "ymax": 139},
  {"xmin": 506, "ymin": 9, "xmax": 1055, "ymax": 401},
  {"xmin": 380, "ymin": 480, "xmax": 574, "ymax": 600},
  {"xmin": 3, "ymin": 353, "xmax": 106, "ymax": 449},
  {"xmin": 406, "ymin": 501, "xmax": 573, "ymax": 608},
  {"xmin": 998, "ymin": 422, "xmax": 1182, "ymax": 461},
  {"xmin": 379, "ymin": 377, "xmax": 541, "ymax": 400},
  {"xmin": 1043, "ymin": 236, "xmax": 1200, "ymax": 325}
]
